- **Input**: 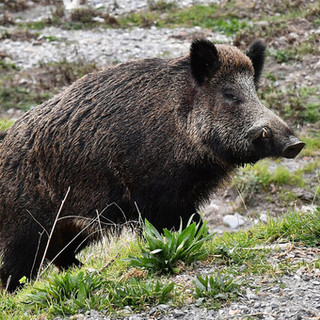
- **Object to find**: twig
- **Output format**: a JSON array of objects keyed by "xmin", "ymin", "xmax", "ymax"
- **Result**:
[
  {"xmin": 5, "ymin": 275, "xmax": 11, "ymax": 292},
  {"xmin": 26, "ymin": 209, "xmax": 49, "ymax": 237},
  {"xmin": 236, "ymin": 188, "xmax": 248, "ymax": 211},
  {"xmin": 36, "ymin": 187, "xmax": 70, "ymax": 282},
  {"xmin": 30, "ymin": 230, "xmax": 45, "ymax": 279},
  {"xmin": 99, "ymin": 253, "xmax": 120, "ymax": 272}
]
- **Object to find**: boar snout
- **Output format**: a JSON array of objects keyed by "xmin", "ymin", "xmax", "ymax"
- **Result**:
[
  {"xmin": 247, "ymin": 125, "xmax": 305, "ymax": 160},
  {"xmin": 282, "ymin": 137, "xmax": 305, "ymax": 159}
]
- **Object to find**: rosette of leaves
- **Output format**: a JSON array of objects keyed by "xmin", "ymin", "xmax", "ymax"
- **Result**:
[
  {"xmin": 129, "ymin": 215, "xmax": 214, "ymax": 274},
  {"xmin": 194, "ymin": 272, "xmax": 243, "ymax": 301}
]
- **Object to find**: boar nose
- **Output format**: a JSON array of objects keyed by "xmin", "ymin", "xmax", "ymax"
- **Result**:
[{"xmin": 282, "ymin": 137, "xmax": 305, "ymax": 158}]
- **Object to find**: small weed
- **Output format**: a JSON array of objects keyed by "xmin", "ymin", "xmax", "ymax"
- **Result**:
[
  {"xmin": 129, "ymin": 216, "xmax": 214, "ymax": 274},
  {"xmin": 44, "ymin": 35, "xmax": 59, "ymax": 42},
  {"xmin": 193, "ymin": 272, "xmax": 243, "ymax": 302},
  {"xmin": 25, "ymin": 20, "xmax": 47, "ymax": 30}
]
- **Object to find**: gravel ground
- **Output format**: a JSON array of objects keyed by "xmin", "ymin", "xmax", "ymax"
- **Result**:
[
  {"xmin": 0, "ymin": 26, "xmax": 229, "ymax": 70},
  {"xmin": 64, "ymin": 246, "xmax": 320, "ymax": 320}
]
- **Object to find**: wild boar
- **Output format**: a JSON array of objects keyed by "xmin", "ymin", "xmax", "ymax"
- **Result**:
[{"xmin": 0, "ymin": 39, "xmax": 304, "ymax": 291}]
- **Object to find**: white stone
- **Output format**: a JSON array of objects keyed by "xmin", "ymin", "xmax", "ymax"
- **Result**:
[{"xmin": 223, "ymin": 213, "xmax": 246, "ymax": 229}]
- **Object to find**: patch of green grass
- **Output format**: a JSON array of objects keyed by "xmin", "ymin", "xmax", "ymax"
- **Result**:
[
  {"xmin": 255, "ymin": 208, "xmax": 320, "ymax": 246},
  {"xmin": 0, "ymin": 59, "xmax": 98, "ymax": 111},
  {"xmin": 25, "ymin": 20, "xmax": 47, "ymax": 30},
  {"xmin": 205, "ymin": 208, "xmax": 320, "ymax": 277},
  {"xmin": 0, "ymin": 118, "xmax": 14, "ymax": 131},
  {"xmin": 271, "ymin": 166, "xmax": 305, "ymax": 187},
  {"xmin": 0, "ymin": 290, "xmax": 30, "ymax": 320},
  {"xmin": 23, "ymin": 269, "xmax": 175, "ymax": 317},
  {"xmin": 271, "ymin": 48, "xmax": 300, "ymax": 63},
  {"xmin": 0, "ymin": 85, "xmax": 53, "ymax": 110},
  {"xmin": 118, "ymin": 4, "xmax": 250, "ymax": 34},
  {"xmin": 164, "ymin": 4, "xmax": 218, "ymax": 27},
  {"xmin": 300, "ymin": 131, "xmax": 320, "ymax": 156},
  {"xmin": 233, "ymin": 161, "xmax": 307, "ymax": 207},
  {"xmin": 129, "ymin": 216, "xmax": 214, "ymax": 274},
  {"xmin": 299, "ymin": 160, "xmax": 319, "ymax": 172},
  {"xmin": 260, "ymin": 85, "xmax": 320, "ymax": 125}
]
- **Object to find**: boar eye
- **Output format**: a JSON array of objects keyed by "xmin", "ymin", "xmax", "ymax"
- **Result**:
[{"xmin": 223, "ymin": 92, "xmax": 241, "ymax": 104}]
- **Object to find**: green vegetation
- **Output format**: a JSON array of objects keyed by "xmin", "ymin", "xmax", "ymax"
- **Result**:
[
  {"xmin": 254, "ymin": 209, "xmax": 320, "ymax": 246},
  {"xmin": 0, "ymin": 59, "xmax": 98, "ymax": 111},
  {"xmin": 260, "ymin": 85, "xmax": 320, "ymax": 125},
  {"xmin": 148, "ymin": 0, "xmax": 178, "ymax": 11},
  {"xmin": 129, "ymin": 216, "xmax": 214, "ymax": 274},
  {"xmin": 0, "ymin": 118, "xmax": 14, "ymax": 131},
  {"xmin": 2, "ymin": 208, "xmax": 320, "ymax": 318},
  {"xmin": 119, "ymin": 4, "xmax": 250, "ymax": 34},
  {"xmin": 300, "ymin": 132, "xmax": 320, "ymax": 156},
  {"xmin": 233, "ymin": 160, "xmax": 306, "ymax": 194},
  {"xmin": 0, "ymin": 85, "xmax": 52, "ymax": 111},
  {"xmin": 194, "ymin": 272, "xmax": 244, "ymax": 302},
  {"xmin": 23, "ymin": 270, "xmax": 174, "ymax": 317}
]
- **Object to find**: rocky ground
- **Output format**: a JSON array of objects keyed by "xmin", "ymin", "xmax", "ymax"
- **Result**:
[
  {"xmin": 67, "ymin": 245, "xmax": 320, "ymax": 320},
  {"xmin": 1, "ymin": 0, "xmax": 320, "ymax": 319}
]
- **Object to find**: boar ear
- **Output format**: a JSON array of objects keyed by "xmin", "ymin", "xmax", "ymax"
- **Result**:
[
  {"xmin": 190, "ymin": 39, "xmax": 221, "ymax": 86},
  {"xmin": 246, "ymin": 40, "xmax": 267, "ymax": 88}
]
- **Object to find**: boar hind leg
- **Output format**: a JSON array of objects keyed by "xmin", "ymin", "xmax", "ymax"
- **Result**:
[
  {"xmin": 0, "ymin": 236, "xmax": 44, "ymax": 292},
  {"xmin": 50, "ymin": 247, "xmax": 83, "ymax": 271},
  {"xmin": 47, "ymin": 223, "xmax": 88, "ymax": 271}
]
